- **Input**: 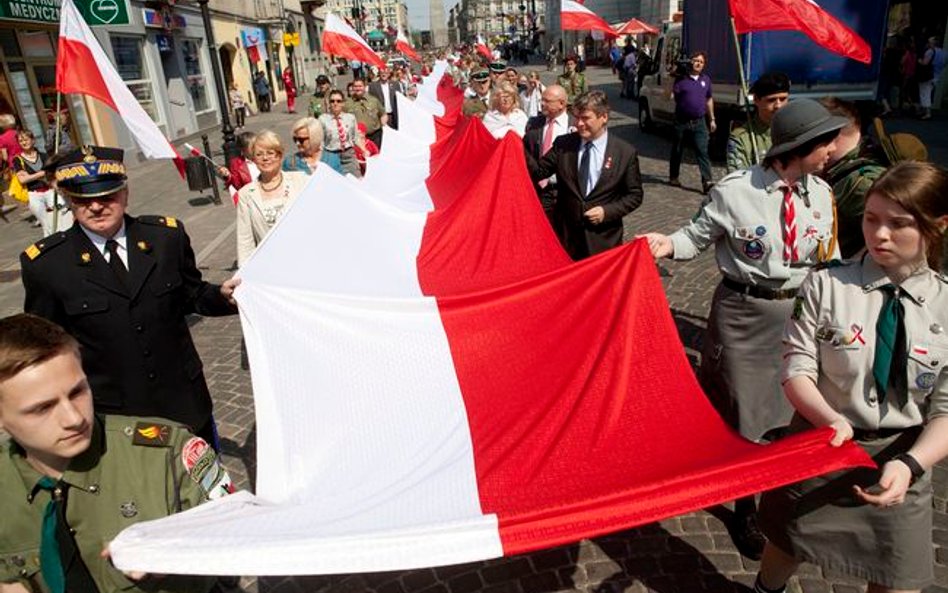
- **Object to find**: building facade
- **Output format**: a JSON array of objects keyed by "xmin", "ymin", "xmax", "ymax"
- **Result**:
[
  {"xmin": 322, "ymin": 0, "xmax": 407, "ymax": 50},
  {"xmin": 456, "ymin": 0, "xmax": 546, "ymax": 45}
]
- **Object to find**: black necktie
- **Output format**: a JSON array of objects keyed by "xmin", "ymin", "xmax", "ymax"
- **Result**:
[
  {"xmin": 579, "ymin": 142, "xmax": 592, "ymax": 198},
  {"xmin": 34, "ymin": 479, "xmax": 98, "ymax": 593},
  {"xmin": 105, "ymin": 239, "xmax": 128, "ymax": 288},
  {"xmin": 873, "ymin": 284, "xmax": 907, "ymax": 405}
]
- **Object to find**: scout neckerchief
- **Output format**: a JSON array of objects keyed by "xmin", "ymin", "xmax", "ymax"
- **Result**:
[
  {"xmin": 780, "ymin": 183, "xmax": 799, "ymax": 262},
  {"xmin": 873, "ymin": 284, "xmax": 907, "ymax": 407},
  {"xmin": 33, "ymin": 477, "xmax": 99, "ymax": 593}
]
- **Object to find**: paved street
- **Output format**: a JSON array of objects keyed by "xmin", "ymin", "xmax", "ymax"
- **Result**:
[{"xmin": 1, "ymin": 64, "xmax": 946, "ymax": 593}]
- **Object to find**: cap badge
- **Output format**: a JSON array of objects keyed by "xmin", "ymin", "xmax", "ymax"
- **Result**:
[
  {"xmin": 80, "ymin": 252, "xmax": 92, "ymax": 265},
  {"xmin": 81, "ymin": 145, "xmax": 96, "ymax": 164}
]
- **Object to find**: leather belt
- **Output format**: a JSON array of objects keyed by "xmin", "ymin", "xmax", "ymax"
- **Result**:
[
  {"xmin": 852, "ymin": 427, "xmax": 907, "ymax": 441},
  {"xmin": 722, "ymin": 277, "xmax": 798, "ymax": 300}
]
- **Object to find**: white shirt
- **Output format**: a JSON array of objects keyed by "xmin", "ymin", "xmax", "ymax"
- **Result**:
[
  {"xmin": 520, "ymin": 84, "xmax": 545, "ymax": 118},
  {"xmin": 540, "ymin": 111, "xmax": 571, "ymax": 184},
  {"xmin": 482, "ymin": 109, "xmax": 529, "ymax": 139},
  {"xmin": 379, "ymin": 82, "xmax": 393, "ymax": 113},
  {"xmin": 81, "ymin": 221, "xmax": 128, "ymax": 268},
  {"xmin": 577, "ymin": 131, "xmax": 608, "ymax": 196}
]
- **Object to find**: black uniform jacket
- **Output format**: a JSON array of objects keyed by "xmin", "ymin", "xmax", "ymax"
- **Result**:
[
  {"xmin": 20, "ymin": 215, "xmax": 236, "ymax": 431},
  {"xmin": 368, "ymin": 80, "xmax": 404, "ymax": 128},
  {"xmin": 527, "ymin": 131, "xmax": 644, "ymax": 260}
]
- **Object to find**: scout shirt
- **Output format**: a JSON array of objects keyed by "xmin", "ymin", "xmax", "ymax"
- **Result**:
[
  {"xmin": 821, "ymin": 147, "xmax": 886, "ymax": 259},
  {"xmin": 0, "ymin": 415, "xmax": 232, "ymax": 593},
  {"xmin": 783, "ymin": 256, "xmax": 948, "ymax": 429},
  {"xmin": 726, "ymin": 116, "xmax": 772, "ymax": 173},
  {"xmin": 556, "ymin": 71, "xmax": 587, "ymax": 105},
  {"xmin": 669, "ymin": 165, "xmax": 839, "ymax": 291},
  {"xmin": 345, "ymin": 94, "xmax": 385, "ymax": 135}
]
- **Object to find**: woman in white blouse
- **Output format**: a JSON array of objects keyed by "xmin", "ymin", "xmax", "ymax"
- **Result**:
[
  {"xmin": 520, "ymin": 71, "xmax": 546, "ymax": 118},
  {"xmin": 482, "ymin": 81, "xmax": 529, "ymax": 139},
  {"xmin": 235, "ymin": 130, "xmax": 310, "ymax": 266}
]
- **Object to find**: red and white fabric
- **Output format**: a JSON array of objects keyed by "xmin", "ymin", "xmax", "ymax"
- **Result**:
[
  {"xmin": 396, "ymin": 30, "xmax": 421, "ymax": 63},
  {"xmin": 782, "ymin": 185, "xmax": 799, "ymax": 262},
  {"xmin": 322, "ymin": 12, "xmax": 386, "ymax": 70},
  {"xmin": 108, "ymin": 66, "xmax": 872, "ymax": 577},
  {"xmin": 57, "ymin": 0, "xmax": 183, "ymax": 174},
  {"xmin": 560, "ymin": 0, "xmax": 616, "ymax": 37},
  {"xmin": 475, "ymin": 35, "xmax": 493, "ymax": 61}
]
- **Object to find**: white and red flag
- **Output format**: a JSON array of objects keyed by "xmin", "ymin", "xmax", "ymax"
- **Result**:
[
  {"xmin": 560, "ymin": 0, "xmax": 616, "ymax": 37},
  {"xmin": 322, "ymin": 12, "xmax": 386, "ymax": 70},
  {"xmin": 396, "ymin": 30, "xmax": 421, "ymax": 63},
  {"xmin": 475, "ymin": 35, "xmax": 493, "ymax": 61},
  {"xmin": 109, "ymin": 71, "xmax": 871, "ymax": 576},
  {"xmin": 57, "ymin": 0, "xmax": 184, "ymax": 175},
  {"xmin": 728, "ymin": 0, "xmax": 871, "ymax": 64}
]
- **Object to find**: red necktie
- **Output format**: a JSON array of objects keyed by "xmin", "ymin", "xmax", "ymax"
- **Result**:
[
  {"xmin": 335, "ymin": 116, "xmax": 349, "ymax": 150},
  {"xmin": 541, "ymin": 118, "xmax": 555, "ymax": 155},
  {"xmin": 782, "ymin": 185, "xmax": 798, "ymax": 262}
]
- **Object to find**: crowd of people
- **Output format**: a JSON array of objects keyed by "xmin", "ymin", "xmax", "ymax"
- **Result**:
[{"xmin": 0, "ymin": 43, "xmax": 946, "ymax": 593}]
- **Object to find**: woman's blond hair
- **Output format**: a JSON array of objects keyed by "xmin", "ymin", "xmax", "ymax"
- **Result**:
[{"xmin": 250, "ymin": 129, "xmax": 284, "ymax": 156}]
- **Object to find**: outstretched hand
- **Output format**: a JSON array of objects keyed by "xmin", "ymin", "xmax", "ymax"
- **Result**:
[{"xmin": 636, "ymin": 233, "xmax": 674, "ymax": 259}]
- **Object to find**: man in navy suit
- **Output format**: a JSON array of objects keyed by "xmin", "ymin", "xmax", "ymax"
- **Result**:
[{"xmin": 527, "ymin": 90, "xmax": 644, "ymax": 260}]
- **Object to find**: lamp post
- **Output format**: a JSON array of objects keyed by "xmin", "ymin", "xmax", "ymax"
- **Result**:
[{"xmin": 195, "ymin": 0, "xmax": 237, "ymax": 160}]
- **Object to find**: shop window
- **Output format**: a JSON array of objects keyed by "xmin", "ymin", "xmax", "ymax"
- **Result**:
[
  {"xmin": 19, "ymin": 31, "xmax": 54, "ymax": 58},
  {"xmin": 0, "ymin": 29, "xmax": 21, "ymax": 58},
  {"xmin": 181, "ymin": 38, "xmax": 209, "ymax": 112},
  {"xmin": 110, "ymin": 35, "xmax": 161, "ymax": 124}
]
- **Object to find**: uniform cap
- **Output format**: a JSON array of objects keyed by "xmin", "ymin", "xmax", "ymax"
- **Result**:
[
  {"xmin": 765, "ymin": 99, "xmax": 848, "ymax": 159},
  {"xmin": 749, "ymin": 72, "xmax": 790, "ymax": 98},
  {"xmin": 489, "ymin": 61, "xmax": 507, "ymax": 72},
  {"xmin": 471, "ymin": 69, "xmax": 490, "ymax": 82},
  {"xmin": 51, "ymin": 145, "xmax": 127, "ymax": 199},
  {"xmin": 873, "ymin": 117, "xmax": 928, "ymax": 163}
]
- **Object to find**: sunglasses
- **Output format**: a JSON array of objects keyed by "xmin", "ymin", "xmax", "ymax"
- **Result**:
[
  {"xmin": 293, "ymin": 136, "xmax": 309, "ymax": 143},
  {"xmin": 329, "ymin": 99, "xmax": 344, "ymax": 103}
]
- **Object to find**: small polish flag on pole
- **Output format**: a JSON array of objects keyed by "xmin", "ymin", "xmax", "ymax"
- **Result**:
[
  {"xmin": 322, "ymin": 13, "xmax": 387, "ymax": 70},
  {"xmin": 560, "ymin": 0, "xmax": 616, "ymax": 36},
  {"xmin": 396, "ymin": 30, "xmax": 421, "ymax": 63},
  {"xmin": 57, "ymin": 0, "xmax": 185, "ymax": 177},
  {"xmin": 475, "ymin": 35, "xmax": 493, "ymax": 61}
]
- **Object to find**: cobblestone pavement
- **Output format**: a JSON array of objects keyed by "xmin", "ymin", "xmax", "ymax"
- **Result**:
[{"xmin": 0, "ymin": 63, "xmax": 945, "ymax": 593}]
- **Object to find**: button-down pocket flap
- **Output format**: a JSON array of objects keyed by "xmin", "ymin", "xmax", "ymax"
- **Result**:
[
  {"xmin": 64, "ymin": 296, "xmax": 109, "ymax": 316},
  {"xmin": 732, "ymin": 226, "xmax": 761, "ymax": 240},
  {"xmin": 0, "ymin": 548, "xmax": 41, "ymax": 581},
  {"xmin": 153, "ymin": 274, "xmax": 182, "ymax": 296}
]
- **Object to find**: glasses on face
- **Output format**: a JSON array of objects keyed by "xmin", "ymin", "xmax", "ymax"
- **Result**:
[
  {"xmin": 329, "ymin": 99, "xmax": 344, "ymax": 103},
  {"xmin": 254, "ymin": 150, "xmax": 279, "ymax": 159},
  {"xmin": 293, "ymin": 136, "xmax": 309, "ymax": 144}
]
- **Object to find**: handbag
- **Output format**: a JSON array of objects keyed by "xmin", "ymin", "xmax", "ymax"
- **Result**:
[{"xmin": 7, "ymin": 170, "xmax": 28, "ymax": 203}]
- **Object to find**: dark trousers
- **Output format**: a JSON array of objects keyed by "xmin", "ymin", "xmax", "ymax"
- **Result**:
[
  {"xmin": 256, "ymin": 93, "xmax": 271, "ymax": 112},
  {"xmin": 367, "ymin": 128, "xmax": 383, "ymax": 148},
  {"xmin": 669, "ymin": 117, "xmax": 713, "ymax": 183},
  {"xmin": 234, "ymin": 107, "xmax": 246, "ymax": 128}
]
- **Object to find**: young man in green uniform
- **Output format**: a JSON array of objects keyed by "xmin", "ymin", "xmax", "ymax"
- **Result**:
[
  {"xmin": 0, "ymin": 313, "xmax": 232, "ymax": 593},
  {"xmin": 556, "ymin": 56, "xmax": 587, "ymax": 106},
  {"xmin": 726, "ymin": 72, "xmax": 791, "ymax": 173}
]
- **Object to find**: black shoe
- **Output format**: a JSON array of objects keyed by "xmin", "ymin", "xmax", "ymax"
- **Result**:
[
  {"xmin": 668, "ymin": 178, "xmax": 682, "ymax": 187},
  {"xmin": 730, "ymin": 511, "xmax": 766, "ymax": 560}
]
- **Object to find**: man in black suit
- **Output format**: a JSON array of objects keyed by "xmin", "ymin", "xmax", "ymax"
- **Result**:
[
  {"xmin": 368, "ymin": 68, "xmax": 404, "ymax": 130},
  {"xmin": 19, "ymin": 146, "xmax": 239, "ymax": 444},
  {"xmin": 527, "ymin": 90, "xmax": 644, "ymax": 260},
  {"xmin": 523, "ymin": 84, "xmax": 574, "ymax": 229}
]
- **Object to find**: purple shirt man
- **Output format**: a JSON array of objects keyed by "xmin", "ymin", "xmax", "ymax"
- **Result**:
[{"xmin": 673, "ymin": 73, "xmax": 712, "ymax": 121}]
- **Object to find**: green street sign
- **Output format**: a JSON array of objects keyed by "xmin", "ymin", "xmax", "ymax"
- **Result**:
[
  {"xmin": 77, "ymin": 0, "xmax": 130, "ymax": 26},
  {"xmin": 0, "ymin": 0, "xmax": 129, "ymax": 25}
]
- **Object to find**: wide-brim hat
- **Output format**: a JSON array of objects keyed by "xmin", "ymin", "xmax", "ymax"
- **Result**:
[
  {"xmin": 873, "ymin": 117, "xmax": 928, "ymax": 163},
  {"xmin": 765, "ymin": 98, "xmax": 848, "ymax": 159},
  {"xmin": 49, "ymin": 145, "xmax": 127, "ymax": 199}
]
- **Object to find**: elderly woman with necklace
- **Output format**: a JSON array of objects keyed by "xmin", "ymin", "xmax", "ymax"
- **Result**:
[{"xmin": 236, "ymin": 130, "xmax": 309, "ymax": 266}]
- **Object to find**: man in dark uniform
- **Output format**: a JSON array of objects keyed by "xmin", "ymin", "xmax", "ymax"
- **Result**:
[{"xmin": 19, "ymin": 146, "xmax": 239, "ymax": 444}]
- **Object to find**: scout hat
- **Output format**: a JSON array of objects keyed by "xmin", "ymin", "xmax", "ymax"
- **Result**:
[
  {"xmin": 872, "ymin": 117, "xmax": 928, "ymax": 164},
  {"xmin": 50, "ymin": 145, "xmax": 127, "ymax": 199},
  {"xmin": 749, "ymin": 72, "xmax": 790, "ymax": 98},
  {"xmin": 765, "ymin": 99, "xmax": 848, "ymax": 159}
]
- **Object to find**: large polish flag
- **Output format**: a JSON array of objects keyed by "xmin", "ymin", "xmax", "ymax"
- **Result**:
[
  {"xmin": 396, "ymin": 30, "xmax": 422, "ymax": 63},
  {"xmin": 560, "ymin": 0, "xmax": 616, "ymax": 37},
  {"xmin": 109, "ymin": 69, "xmax": 872, "ymax": 576},
  {"xmin": 57, "ymin": 0, "xmax": 183, "ymax": 173},
  {"xmin": 322, "ymin": 12, "xmax": 387, "ymax": 70}
]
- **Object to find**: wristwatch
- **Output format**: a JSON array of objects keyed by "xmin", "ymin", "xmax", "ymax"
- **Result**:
[{"xmin": 893, "ymin": 452, "xmax": 925, "ymax": 484}]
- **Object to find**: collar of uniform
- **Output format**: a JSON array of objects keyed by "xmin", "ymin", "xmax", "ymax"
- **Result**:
[
  {"xmin": 823, "ymin": 146, "xmax": 862, "ymax": 178},
  {"xmin": 859, "ymin": 253, "xmax": 935, "ymax": 305},
  {"xmin": 80, "ymin": 219, "xmax": 128, "ymax": 257},
  {"xmin": 763, "ymin": 167, "xmax": 812, "ymax": 198},
  {"xmin": 13, "ymin": 415, "xmax": 106, "ymax": 504}
]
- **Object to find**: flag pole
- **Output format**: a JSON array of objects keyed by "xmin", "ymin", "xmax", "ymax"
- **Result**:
[
  {"xmin": 729, "ymin": 17, "xmax": 759, "ymax": 165},
  {"xmin": 51, "ymin": 91, "xmax": 62, "ymax": 234}
]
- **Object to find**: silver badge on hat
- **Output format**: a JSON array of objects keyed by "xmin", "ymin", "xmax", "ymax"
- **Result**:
[{"xmin": 119, "ymin": 501, "xmax": 138, "ymax": 518}]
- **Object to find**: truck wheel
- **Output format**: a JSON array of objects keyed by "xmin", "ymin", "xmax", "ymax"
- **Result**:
[{"xmin": 638, "ymin": 100, "xmax": 653, "ymax": 132}]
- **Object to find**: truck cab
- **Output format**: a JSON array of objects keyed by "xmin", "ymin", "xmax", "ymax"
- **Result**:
[{"xmin": 637, "ymin": 23, "xmax": 682, "ymax": 133}]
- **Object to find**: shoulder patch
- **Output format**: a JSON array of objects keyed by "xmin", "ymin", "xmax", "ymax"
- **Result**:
[
  {"xmin": 131, "ymin": 422, "xmax": 173, "ymax": 447},
  {"xmin": 718, "ymin": 169, "xmax": 750, "ymax": 184},
  {"xmin": 813, "ymin": 259, "xmax": 850, "ymax": 271},
  {"xmin": 21, "ymin": 232, "xmax": 67, "ymax": 261},
  {"xmin": 137, "ymin": 215, "xmax": 180, "ymax": 229}
]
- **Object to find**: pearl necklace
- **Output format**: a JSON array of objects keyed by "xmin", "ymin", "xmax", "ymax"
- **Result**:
[{"xmin": 259, "ymin": 173, "xmax": 284, "ymax": 193}]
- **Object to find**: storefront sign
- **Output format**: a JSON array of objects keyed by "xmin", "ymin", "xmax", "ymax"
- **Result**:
[
  {"xmin": 143, "ymin": 6, "xmax": 185, "ymax": 30},
  {"xmin": 77, "ymin": 0, "xmax": 130, "ymax": 25},
  {"xmin": 241, "ymin": 27, "xmax": 266, "ymax": 48},
  {"xmin": 156, "ymin": 33, "xmax": 172, "ymax": 53},
  {"xmin": 282, "ymin": 32, "xmax": 300, "ymax": 47},
  {"xmin": 0, "ymin": 0, "xmax": 60, "ymax": 24}
]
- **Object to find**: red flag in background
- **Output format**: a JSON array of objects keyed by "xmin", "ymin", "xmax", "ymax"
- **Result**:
[
  {"xmin": 560, "ymin": 0, "xmax": 615, "ymax": 37},
  {"xmin": 396, "ymin": 31, "xmax": 421, "ymax": 63},
  {"xmin": 728, "ymin": 0, "xmax": 871, "ymax": 64}
]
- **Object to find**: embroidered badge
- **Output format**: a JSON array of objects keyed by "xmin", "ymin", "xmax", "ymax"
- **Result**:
[
  {"xmin": 25, "ymin": 244, "xmax": 40, "ymax": 260},
  {"xmin": 137, "ymin": 240, "xmax": 151, "ymax": 253},
  {"xmin": 913, "ymin": 346, "xmax": 930, "ymax": 356},
  {"xmin": 815, "ymin": 327, "xmax": 837, "ymax": 343},
  {"xmin": 916, "ymin": 372, "xmax": 937, "ymax": 390},
  {"xmin": 132, "ymin": 422, "xmax": 171, "ymax": 446},
  {"xmin": 743, "ymin": 239, "xmax": 765, "ymax": 260},
  {"xmin": 80, "ymin": 252, "xmax": 92, "ymax": 265},
  {"xmin": 181, "ymin": 437, "xmax": 211, "ymax": 472},
  {"xmin": 847, "ymin": 324, "xmax": 866, "ymax": 345},
  {"xmin": 803, "ymin": 225, "xmax": 819, "ymax": 239},
  {"xmin": 791, "ymin": 296, "xmax": 804, "ymax": 320},
  {"xmin": 119, "ymin": 501, "xmax": 138, "ymax": 518},
  {"xmin": 755, "ymin": 225, "xmax": 766, "ymax": 237}
]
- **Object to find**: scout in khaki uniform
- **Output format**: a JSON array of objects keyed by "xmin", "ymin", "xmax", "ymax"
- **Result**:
[
  {"xmin": 462, "ymin": 69, "xmax": 492, "ymax": 119},
  {"xmin": 726, "ymin": 72, "xmax": 790, "ymax": 173},
  {"xmin": 639, "ymin": 99, "xmax": 847, "ymax": 561},
  {"xmin": 0, "ymin": 313, "xmax": 232, "ymax": 593},
  {"xmin": 756, "ymin": 161, "xmax": 948, "ymax": 593},
  {"xmin": 556, "ymin": 56, "xmax": 587, "ymax": 106}
]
